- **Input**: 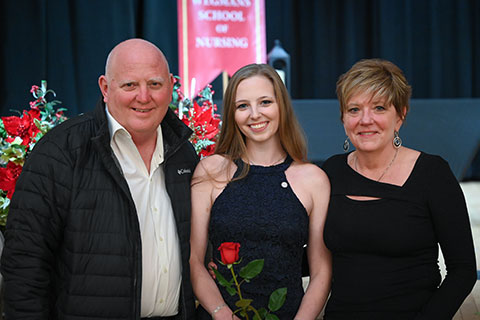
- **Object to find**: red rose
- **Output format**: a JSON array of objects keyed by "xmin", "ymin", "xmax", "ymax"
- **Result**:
[{"xmin": 218, "ymin": 242, "xmax": 240, "ymax": 265}]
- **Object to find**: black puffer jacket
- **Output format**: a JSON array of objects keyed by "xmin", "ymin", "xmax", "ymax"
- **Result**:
[{"xmin": 1, "ymin": 99, "xmax": 198, "ymax": 320}]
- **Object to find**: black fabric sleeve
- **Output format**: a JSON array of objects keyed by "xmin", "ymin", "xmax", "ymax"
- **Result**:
[
  {"xmin": 1, "ymin": 137, "xmax": 71, "ymax": 320},
  {"xmin": 415, "ymin": 156, "xmax": 477, "ymax": 319}
]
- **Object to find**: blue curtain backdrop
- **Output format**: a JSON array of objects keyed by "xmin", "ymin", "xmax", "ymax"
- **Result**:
[{"xmin": 1, "ymin": 0, "xmax": 479, "ymax": 177}]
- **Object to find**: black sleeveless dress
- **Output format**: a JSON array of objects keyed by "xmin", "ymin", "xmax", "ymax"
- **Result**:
[{"xmin": 197, "ymin": 156, "xmax": 309, "ymax": 319}]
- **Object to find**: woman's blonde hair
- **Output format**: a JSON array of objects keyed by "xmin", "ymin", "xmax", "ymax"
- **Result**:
[
  {"xmin": 336, "ymin": 59, "xmax": 412, "ymax": 121},
  {"xmin": 214, "ymin": 63, "xmax": 307, "ymax": 178}
]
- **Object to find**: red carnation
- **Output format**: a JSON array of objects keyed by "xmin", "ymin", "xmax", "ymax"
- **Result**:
[
  {"xmin": 0, "ymin": 162, "xmax": 23, "ymax": 199},
  {"xmin": 2, "ymin": 110, "xmax": 41, "ymax": 146}
]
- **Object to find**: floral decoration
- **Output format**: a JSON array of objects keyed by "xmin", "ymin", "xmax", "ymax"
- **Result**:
[
  {"xmin": 0, "ymin": 81, "xmax": 67, "ymax": 226},
  {"xmin": 169, "ymin": 76, "xmax": 221, "ymax": 158},
  {"xmin": 213, "ymin": 242, "xmax": 287, "ymax": 320}
]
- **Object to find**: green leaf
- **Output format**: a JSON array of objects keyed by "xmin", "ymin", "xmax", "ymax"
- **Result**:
[
  {"xmin": 0, "ymin": 194, "xmax": 10, "ymax": 208},
  {"xmin": 239, "ymin": 259, "xmax": 264, "ymax": 280},
  {"xmin": 211, "ymin": 267, "xmax": 237, "ymax": 296},
  {"xmin": 235, "ymin": 298, "xmax": 253, "ymax": 308},
  {"xmin": 45, "ymin": 90, "xmax": 57, "ymax": 98},
  {"xmin": 1, "ymin": 143, "xmax": 27, "ymax": 164},
  {"xmin": 0, "ymin": 195, "xmax": 10, "ymax": 227},
  {"xmin": 195, "ymin": 139, "xmax": 215, "ymax": 148},
  {"xmin": 41, "ymin": 80, "xmax": 47, "ymax": 93},
  {"xmin": 265, "ymin": 314, "xmax": 280, "ymax": 320},
  {"xmin": 44, "ymin": 104, "xmax": 54, "ymax": 114},
  {"xmin": 172, "ymin": 91, "xmax": 179, "ymax": 101},
  {"xmin": 0, "ymin": 120, "xmax": 7, "ymax": 138},
  {"xmin": 211, "ymin": 267, "xmax": 232, "ymax": 289},
  {"xmin": 239, "ymin": 309, "xmax": 247, "ymax": 317},
  {"xmin": 10, "ymin": 137, "xmax": 24, "ymax": 146},
  {"xmin": 225, "ymin": 285, "xmax": 236, "ymax": 296},
  {"xmin": 268, "ymin": 287, "xmax": 287, "ymax": 312},
  {"xmin": 253, "ymin": 307, "xmax": 267, "ymax": 320}
]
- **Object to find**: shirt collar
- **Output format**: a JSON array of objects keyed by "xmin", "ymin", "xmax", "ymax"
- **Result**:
[
  {"xmin": 105, "ymin": 105, "xmax": 127, "ymax": 140},
  {"xmin": 105, "ymin": 105, "xmax": 164, "ymax": 165}
]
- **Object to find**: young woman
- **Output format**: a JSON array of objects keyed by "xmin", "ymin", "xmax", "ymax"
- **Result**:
[{"xmin": 189, "ymin": 64, "xmax": 332, "ymax": 320}]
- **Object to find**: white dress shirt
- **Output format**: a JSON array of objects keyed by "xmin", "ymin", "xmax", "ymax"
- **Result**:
[{"xmin": 106, "ymin": 107, "xmax": 182, "ymax": 317}]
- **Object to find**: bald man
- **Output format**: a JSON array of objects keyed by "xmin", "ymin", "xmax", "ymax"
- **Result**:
[{"xmin": 1, "ymin": 39, "xmax": 198, "ymax": 320}]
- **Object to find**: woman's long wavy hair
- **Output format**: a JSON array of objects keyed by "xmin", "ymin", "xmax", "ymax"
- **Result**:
[{"xmin": 214, "ymin": 63, "xmax": 307, "ymax": 179}]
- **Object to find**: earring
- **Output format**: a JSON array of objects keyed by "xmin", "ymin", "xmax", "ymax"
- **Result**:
[
  {"xmin": 393, "ymin": 131, "xmax": 402, "ymax": 149},
  {"xmin": 343, "ymin": 137, "xmax": 350, "ymax": 152}
]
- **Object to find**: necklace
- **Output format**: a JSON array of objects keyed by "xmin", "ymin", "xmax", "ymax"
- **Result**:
[
  {"xmin": 354, "ymin": 148, "xmax": 399, "ymax": 182},
  {"xmin": 249, "ymin": 153, "xmax": 286, "ymax": 166}
]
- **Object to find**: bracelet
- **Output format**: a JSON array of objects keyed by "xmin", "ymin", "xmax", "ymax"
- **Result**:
[{"xmin": 211, "ymin": 303, "xmax": 227, "ymax": 319}]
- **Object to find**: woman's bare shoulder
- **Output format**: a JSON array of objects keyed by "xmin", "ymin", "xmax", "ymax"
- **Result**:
[
  {"xmin": 198, "ymin": 154, "xmax": 231, "ymax": 172},
  {"xmin": 290, "ymin": 161, "xmax": 329, "ymax": 184},
  {"xmin": 193, "ymin": 154, "xmax": 236, "ymax": 185}
]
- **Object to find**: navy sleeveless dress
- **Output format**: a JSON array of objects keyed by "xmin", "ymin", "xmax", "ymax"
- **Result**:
[{"xmin": 197, "ymin": 156, "xmax": 309, "ymax": 319}]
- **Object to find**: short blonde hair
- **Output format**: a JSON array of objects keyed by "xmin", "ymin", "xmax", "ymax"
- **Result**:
[{"xmin": 336, "ymin": 59, "xmax": 412, "ymax": 121}]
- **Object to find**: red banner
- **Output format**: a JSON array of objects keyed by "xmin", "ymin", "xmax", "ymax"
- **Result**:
[{"xmin": 178, "ymin": 0, "xmax": 266, "ymax": 99}]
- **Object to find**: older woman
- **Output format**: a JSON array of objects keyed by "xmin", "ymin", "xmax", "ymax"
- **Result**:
[{"xmin": 322, "ymin": 59, "xmax": 476, "ymax": 320}]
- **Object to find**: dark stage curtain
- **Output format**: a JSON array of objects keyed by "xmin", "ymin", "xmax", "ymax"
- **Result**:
[
  {"xmin": 269, "ymin": 0, "xmax": 480, "ymax": 99},
  {"xmin": 1, "ymin": 0, "xmax": 479, "ymax": 116},
  {"xmin": 1, "ymin": 0, "xmax": 479, "ymax": 178}
]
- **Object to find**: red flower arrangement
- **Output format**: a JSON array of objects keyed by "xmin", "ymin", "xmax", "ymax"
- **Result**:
[
  {"xmin": 0, "ymin": 81, "xmax": 67, "ymax": 226},
  {"xmin": 169, "ymin": 76, "xmax": 221, "ymax": 158}
]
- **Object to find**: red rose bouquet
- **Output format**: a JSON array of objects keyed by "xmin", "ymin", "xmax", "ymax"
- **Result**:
[
  {"xmin": 213, "ymin": 242, "xmax": 287, "ymax": 320},
  {"xmin": 0, "ymin": 81, "xmax": 67, "ymax": 226},
  {"xmin": 169, "ymin": 76, "xmax": 221, "ymax": 158}
]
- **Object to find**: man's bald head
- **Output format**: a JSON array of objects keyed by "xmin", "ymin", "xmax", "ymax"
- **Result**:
[{"xmin": 104, "ymin": 38, "xmax": 170, "ymax": 81}]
